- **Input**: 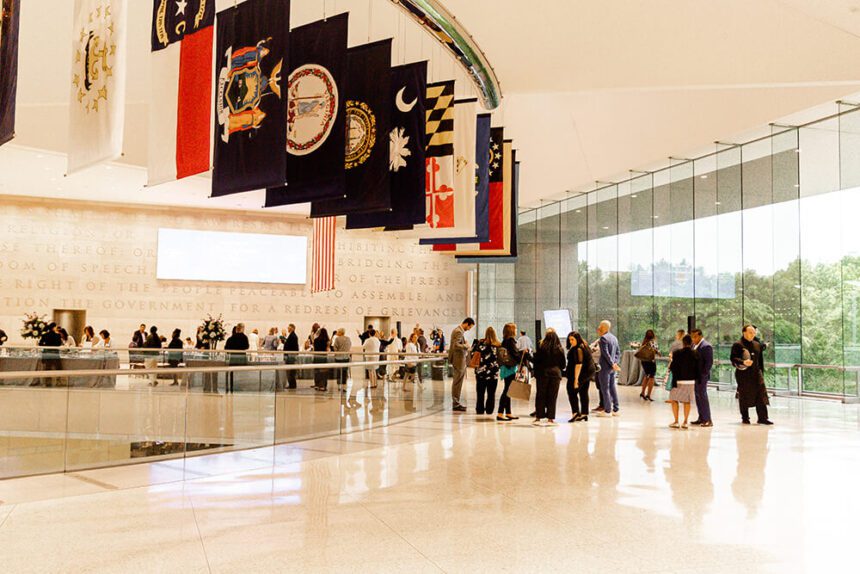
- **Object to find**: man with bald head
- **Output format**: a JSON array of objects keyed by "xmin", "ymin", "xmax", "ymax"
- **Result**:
[{"xmin": 597, "ymin": 320, "xmax": 622, "ymax": 416}]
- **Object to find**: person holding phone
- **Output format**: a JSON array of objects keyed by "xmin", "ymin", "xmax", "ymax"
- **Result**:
[{"xmin": 730, "ymin": 325, "xmax": 773, "ymax": 425}]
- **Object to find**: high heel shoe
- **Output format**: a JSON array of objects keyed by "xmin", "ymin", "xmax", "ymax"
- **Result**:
[{"xmin": 639, "ymin": 393, "xmax": 645, "ymax": 400}]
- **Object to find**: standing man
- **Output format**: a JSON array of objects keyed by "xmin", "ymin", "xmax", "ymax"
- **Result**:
[
  {"xmin": 332, "ymin": 328, "xmax": 352, "ymax": 390},
  {"xmin": 690, "ymin": 328, "xmax": 714, "ymax": 427},
  {"xmin": 597, "ymin": 320, "xmax": 621, "ymax": 417},
  {"xmin": 224, "ymin": 323, "xmax": 250, "ymax": 394},
  {"xmin": 516, "ymin": 330, "xmax": 534, "ymax": 353},
  {"xmin": 448, "ymin": 318, "xmax": 475, "ymax": 412},
  {"xmin": 283, "ymin": 324, "xmax": 299, "ymax": 389},
  {"xmin": 731, "ymin": 325, "xmax": 774, "ymax": 425}
]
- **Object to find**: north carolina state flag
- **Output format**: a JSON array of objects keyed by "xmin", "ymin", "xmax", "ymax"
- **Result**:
[{"xmin": 147, "ymin": 0, "xmax": 215, "ymax": 186}]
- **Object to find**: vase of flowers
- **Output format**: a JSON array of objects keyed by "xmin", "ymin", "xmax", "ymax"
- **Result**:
[
  {"xmin": 21, "ymin": 312, "xmax": 51, "ymax": 342},
  {"xmin": 200, "ymin": 314, "xmax": 227, "ymax": 349}
]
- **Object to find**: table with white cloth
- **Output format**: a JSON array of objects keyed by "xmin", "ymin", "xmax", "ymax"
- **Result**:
[{"xmin": 619, "ymin": 349, "xmax": 644, "ymax": 386}]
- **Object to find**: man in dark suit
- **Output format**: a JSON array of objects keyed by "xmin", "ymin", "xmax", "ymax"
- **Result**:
[
  {"xmin": 690, "ymin": 328, "xmax": 713, "ymax": 427},
  {"xmin": 597, "ymin": 320, "xmax": 621, "ymax": 416},
  {"xmin": 224, "ymin": 323, "xmax": 250, "ymax": 394},
  {"xmin": 283, "ymin": 324, "xmax": 299, "ymax": 389}
]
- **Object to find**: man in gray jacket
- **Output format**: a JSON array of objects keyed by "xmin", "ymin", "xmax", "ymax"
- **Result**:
[{"xmin": 448, "ymin": 318, "xmax": 475, "ymax": 411}]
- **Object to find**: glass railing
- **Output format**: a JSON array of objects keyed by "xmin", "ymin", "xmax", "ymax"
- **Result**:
[
  {"xmin": 651, "ymin": 356, "xmax": 860, "ymax": 402},
  {"xmin": 0, "ymin": 349, "xmax": 450, "ymax": 480}
]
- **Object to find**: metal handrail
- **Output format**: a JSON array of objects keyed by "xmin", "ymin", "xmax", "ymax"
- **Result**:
[
  {"xmin": 0, "ymin": 345, "xmax": 445, "ymax": 357},
  {"xmin": 0, "ymin": 356, "xmax": 445, "ymax": 381}
]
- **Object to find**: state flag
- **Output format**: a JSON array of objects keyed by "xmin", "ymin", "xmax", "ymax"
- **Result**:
[
  {"xmin": 456, "ymin": 154, "xmax": 519, "ymax": 262},
  {"xmin": 346, "ymin": 60, "xmax": 427, "ymax": 229},
  {"xmin": 265, "ymin": 13, "xmax": 348, "ymax": 207},
  {"xmin": 425, "ymin": 112, "xmax": 491, "ymax": 247},
  {"xmin": 311, "ymin": 39, "xmax": 392, "ymax": 217},
  {"xmin": 147, "ymin": 0, "xmax": 214, "ymax": 186},
  {"xmin": 0, "ymin": 0, "xmax": 20, "ymax": 147},
  {"xmin": 446, "ymin": 136, "xmax": 514, "ymax": 257},
  {"xmin": 212, "ymin": 0, "xmax": 289, "ymax": 197},
  {"xmin": 67, "ymin": 0, "xmax": 128, "ymax": 174}
]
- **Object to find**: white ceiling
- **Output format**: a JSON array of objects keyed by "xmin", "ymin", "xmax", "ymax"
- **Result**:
[{"xmin": 4, "ymin": 0, "xmax": 860, "ymax": 211}]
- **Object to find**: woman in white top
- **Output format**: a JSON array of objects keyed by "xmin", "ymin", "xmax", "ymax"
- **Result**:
[
  {"xmin": 385, "ymin": 328, "xmax": 403, "ymax": 381},
  {"xmin": 361, "ymin": 330, "xmax": 381, "ymax": 397},
  {"xmin": 81, "ymin": 326, "xmax": 99, "ymax": 349},
  {"xmin": 95, "ymin": 330, "xmax": 112, "ymax": 349}
]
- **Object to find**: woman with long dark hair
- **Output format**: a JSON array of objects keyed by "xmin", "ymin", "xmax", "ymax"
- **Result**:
[
  {"xmin": 668, "ymin": 335, "xmax": 698, "ymax": 429},
  {"xmin": 532, "ymin": 330, "xmax": 566, "ymax": 426},
  {"xmin": 497, "ymin": 323, "xmax": 524, "ymax": 421},
  {"xmin": 565, "ymin": 331, "xmax": 595, "ymax": 422},
  {"xmin": 636, "ymin": 329, "xmax": 660, "ymax": 401}
]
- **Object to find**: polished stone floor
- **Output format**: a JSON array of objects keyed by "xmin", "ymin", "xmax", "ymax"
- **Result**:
[{"xmin": 0, "ymin": 385, "xmax": 858, "ymax": 573}]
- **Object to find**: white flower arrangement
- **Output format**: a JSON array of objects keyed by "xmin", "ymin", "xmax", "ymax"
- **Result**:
[{"xmin": 199, "ymin": 314, "xmax": 227, "ymax": 346}]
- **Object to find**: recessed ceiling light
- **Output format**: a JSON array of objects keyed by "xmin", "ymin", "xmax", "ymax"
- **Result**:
[
  {"xmin": 602, "ymin": 226, "xmax": 609, "ymax": 230},
  {"xmin": 715, "ymin": 201, "xmax": 722, "ymax": 205},
  {"xmin": 653, "ymin": 215, "xmax": 660, "ymax": 219},
  {"xmin": 631, "ymin": 194, "xmax": 638, "ymax": 198},
  {"xmin": 700, "ymin": 175, "xmax": 708, "ymax": 179}
]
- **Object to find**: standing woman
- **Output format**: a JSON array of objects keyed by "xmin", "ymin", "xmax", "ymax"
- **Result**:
[
  {"xmin": 565, "ymin": 331, "xmax": 595, "ymax": 422},
  {"xmin": 668, "ymin": 335, "xmax": 698, "ymax": 429},
  {"xmin": 636, "ymin": 329, "xmax": 660, "ymax": 401},
  {"xmin": 313, "ymin": 327, "xmax": 331, "ymax": 391},
  {"xmin": 471, "ymin": 326, "xmax": 501, "ymax": 416},
  {"xmin": 532, "ymin": 330, "xmax": 566, "ymax": 426},
  {"xmin": 497, "ymin": 323, "xmax": 524, "ymax": 422}
]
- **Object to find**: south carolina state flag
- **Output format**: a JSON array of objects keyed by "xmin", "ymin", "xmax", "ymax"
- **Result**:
[{"xmin": 147, "ymin": 0, "xmax": 214, "ymax": 186}]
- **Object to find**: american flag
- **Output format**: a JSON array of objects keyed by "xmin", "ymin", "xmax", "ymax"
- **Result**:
[{"xmin": 311, "ymin": 216, "xmax": 337, "ymax": 293}]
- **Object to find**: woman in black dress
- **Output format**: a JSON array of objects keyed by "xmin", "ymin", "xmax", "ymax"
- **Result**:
[
  {"xmin": 565, "ymin": 331, "xmax": 595, "ymax": 423},
  {"xmin": 532, "ymin": 330, "xmax": 566, "ymax": 426},
  {"xmin": 470, "ymin": 326, "xmax": 501, "ymax": 416}
]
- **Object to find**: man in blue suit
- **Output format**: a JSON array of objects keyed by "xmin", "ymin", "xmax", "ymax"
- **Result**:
[
  {"xmin": 690, "ymin": 328, "xmax": 713, "ymax": 427},
  {"xmin": 597, "ymin": 320, "xmax": 621, "ymax": 416}
]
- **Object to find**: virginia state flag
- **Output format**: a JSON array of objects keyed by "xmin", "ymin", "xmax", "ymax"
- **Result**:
[
  {"xmin": 67, "ymin": 0, "xmax": 128, "ymax": 174},
  {"xmin": 0, "ymin": 0, "xmax": 20, "ymax": 147},
  {"xmin": 147, "ymin": 0, "xmax": 214, "ymax": 186}
]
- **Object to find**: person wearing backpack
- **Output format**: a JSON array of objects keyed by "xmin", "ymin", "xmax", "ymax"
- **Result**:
[
  {"xmin": 565, "ymin": 331, "xmax": 595, "ymax": 422},
  {"xmin": 497, "ymin": 323, "xmax": 526, "ymax": 421},
  {"xmin": 635, "ymin": 329, "xmax": 661, "ymax": 401}
]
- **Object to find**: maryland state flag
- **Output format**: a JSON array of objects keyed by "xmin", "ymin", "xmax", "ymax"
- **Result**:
[
  {"xmin": 67, "ymin": 0, "xmax": 128, "ymax": 174},
  {"xmin": 212, "ymin": 0, "xmax": 289, "ymax": 197},
  {"xmin": 424, "ymin": 80, "xmax": 456, "ymax": 228},
  {"xmin": 425, "ymin": 112, "xmax": 491, "ymax": 247},
  {"xmin": 311, "ymin": 39, "xmax": 392, "ymax": 217},
  {"xmin": 148, "ymin": 0, "xmax": 214, "ymax": 186},
  {"xmin": 346, "ymin": 60, "xmax": 427, "ymax": 229},
  {"xmin": 0, "ymin": 0, "xmax": 20, "ymax": 147},
  {"xmin": 265, "ymin": 13, "xmax": 348, "ymax": 207}
]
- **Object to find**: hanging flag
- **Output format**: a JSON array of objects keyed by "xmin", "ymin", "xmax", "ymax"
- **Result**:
[
  {"xmin": 423, "ymin": 80, "xmax": 456, "ymax": 228},
  {"xmin": 311, "ymin": 216, "xmax": 336, "ymax": 294},
  {"xmin": 67, "ymin": 0, "xmax": 128, "ymax": 174},
  {"xmin": 447, "ymin": 134, "xmax": 513, "ymax": 257},
  {"xmin": 311, "ymin": 39, "xmax": 392, "ymax": 217},
  {"xmin": 0, "ymin": 0, "xmax": 20, "ymax": 147},
  {"xmin": 425, "ymin": 111, "xmax": 491, "ymax": 247},
  {"xmin": 147, "ymin": 0, "xmax": 215, "ymax": 186},
  {"xmin": 457, "ymin": 154, "xmax": 519, "ymax": 263},
  {"xmin": 346, "ymin": 60, "xmax": 427, "ymax": 229},
  {"xmin": 212, "ymin": 0, "xmax": 289, "ymax": 197},
  {"xmin": 265, "ymin": 13, "xmax": 348, "ymax": 207}
]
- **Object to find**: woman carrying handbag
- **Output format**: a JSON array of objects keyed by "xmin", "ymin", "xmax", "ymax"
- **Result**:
[{"xmin": 497, "ymin": 323, "xmax": 526, "ymax": 421}]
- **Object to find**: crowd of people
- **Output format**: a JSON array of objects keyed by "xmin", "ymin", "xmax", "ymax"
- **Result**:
[
  {"xmin": 447, "ymin": 317, "xmax": 774, "ymax": 428},
  {"xmin": 6, "ymin": 316, "xmax": 776, "ymax": 426}
]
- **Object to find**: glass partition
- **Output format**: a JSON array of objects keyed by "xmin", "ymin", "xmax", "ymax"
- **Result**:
[
  {"xmin": 478, "ymin": 106, "xmax": 860, "ymax": 401},
  {"xmin": 0, "ymin": 352, "xmax": 448, "ymax": 480}
]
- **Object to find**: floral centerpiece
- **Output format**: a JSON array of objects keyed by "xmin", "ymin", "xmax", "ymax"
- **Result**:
[
  {"xmin": 199, "ymin": 314, "xmax": 227, "ymax": 349},
  {"xmin": 21, "ymin": 312, "xmax": 51, "ymax": 341}
]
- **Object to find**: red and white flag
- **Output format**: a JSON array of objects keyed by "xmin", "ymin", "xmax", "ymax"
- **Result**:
[
  {"xmin": 312, "ymin": 216, "xmax": 337, "ymax": 294},
  {"xmin": 147, "ymin": 0, "xmax": 214, "ymax": 186}
]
